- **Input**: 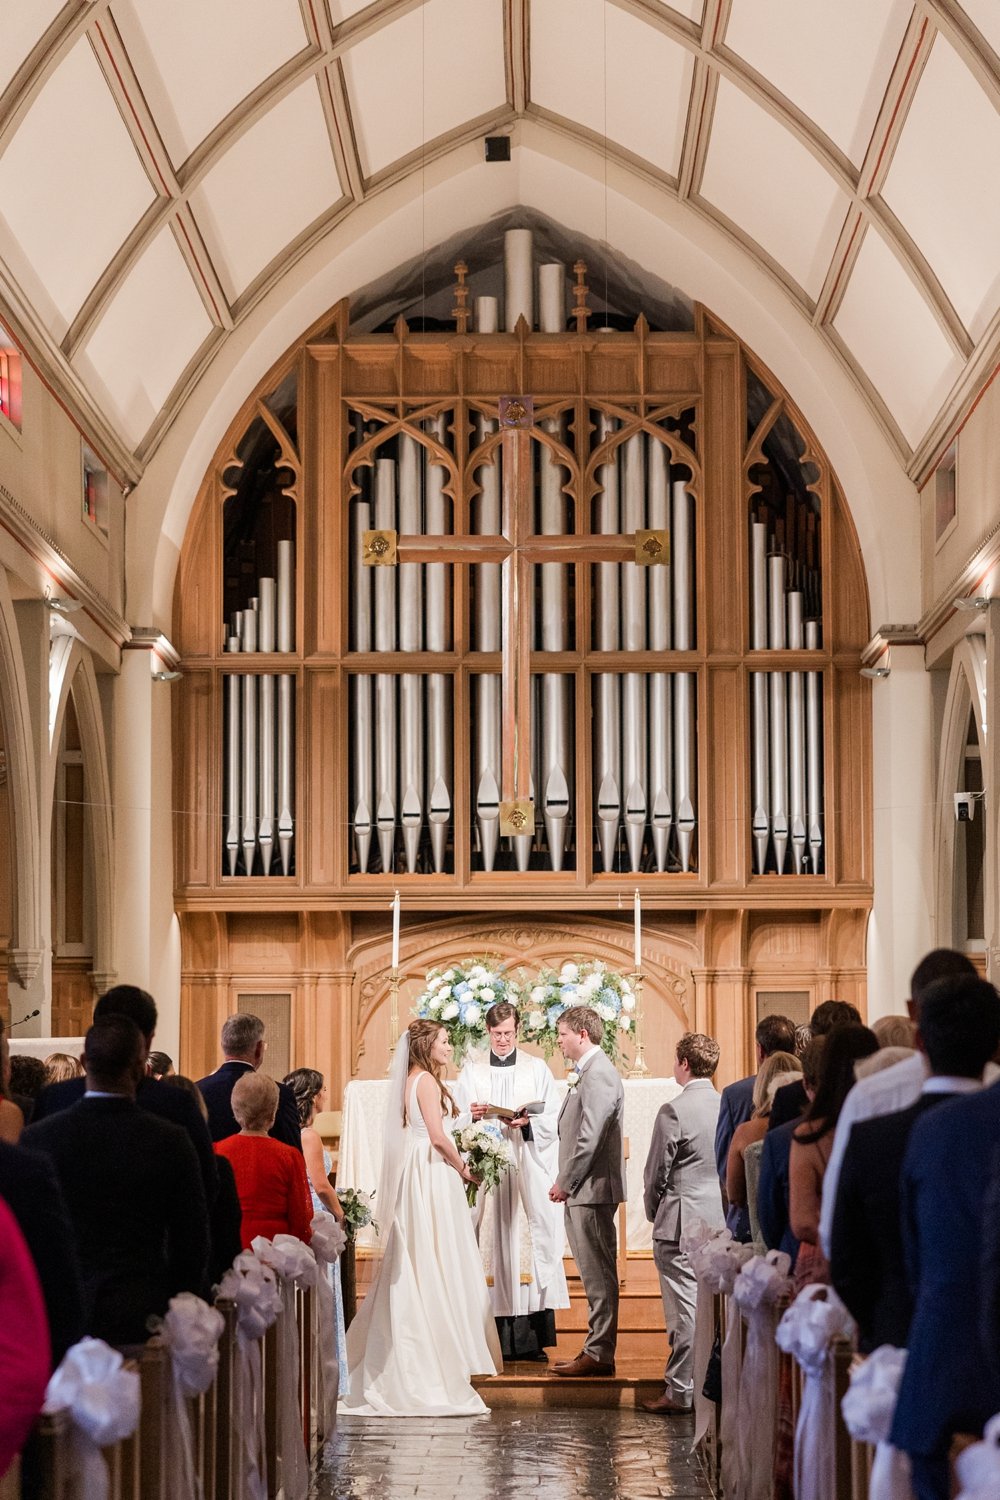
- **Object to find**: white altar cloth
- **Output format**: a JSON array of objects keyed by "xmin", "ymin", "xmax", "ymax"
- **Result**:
[
  {"xmin": 8, "ymin": 1036, "xmax": 84, "ymax": 1062},
  {"xmin": 338, "ymin": 1073, "xmax": 682, "ymax": 1253}
]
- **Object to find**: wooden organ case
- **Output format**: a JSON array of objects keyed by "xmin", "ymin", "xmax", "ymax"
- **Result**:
[{"xmin": 174, "ymin": 232, "xmax": 872, "ymax": 1091}]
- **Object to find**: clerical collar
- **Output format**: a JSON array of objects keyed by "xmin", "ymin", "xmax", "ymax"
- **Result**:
[{"xmin": 490, "ymin": 1050, "xmax": 517, "ymax": 1068}]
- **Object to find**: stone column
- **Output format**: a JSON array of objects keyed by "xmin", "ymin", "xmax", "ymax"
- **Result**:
[{"xmin": 9, "ymin": 601, "xmax": 50, "ymax": 1035}]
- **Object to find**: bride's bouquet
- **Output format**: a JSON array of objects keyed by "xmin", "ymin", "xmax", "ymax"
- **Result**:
[{"xmin": 453, "ymin": 1121, "xmax": 517, "ymax": 1208}]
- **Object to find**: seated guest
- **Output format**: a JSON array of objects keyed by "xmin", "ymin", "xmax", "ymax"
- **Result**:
[
  {"xmin": 198, "ymin": 1014, "xmax": 301, "ymax": 1151},
  {"xmin": 0, "ymin": 1140, "xmax": 85, "ymax": 1367},
  {"xmin": 770, "ymin": 1000, "xmax": 863, "ymax": 1129},
  {"xmin": 215, "ymin": 1073, "xmax": 312, "ymax": 1249},
  {"xmin": 23, "ymin": 1015, "xmax": 209, "ymax": 1346},
  {"xmin": 758, "ymin": 1039, "xmax": 824, "ymax": 1262},
  {"xmin": 44, "ymin": 1052, "xmax": 83, "ymax": 1083},
  {"xmin": 831, "ymin": 975, "xmax": 999, "ymax": 1353},
  {"xmin": 8, "ymin": 1055, "xmax": 47, "ymax": 1124},
  {"xmin": 819, "ymin": 948, "xmax": 980, "ymax": 1257},
  {"xmin": 0, "ymin": 1021, "xmax": 24, "ymax": 1143},
  {"xmin": 0, "ymin": 1196, "xmax": 50, "ymax": 1481},
  {"xmin": 725, "ymin": 1051, "xmax": 802, "ymax": 1236},
  {"xmin": 714, "ymin": 1014, "xmax": 795, "ymax": 1237},
  {"xmin": 32, "ymin": 985, "xmax": 217, "ymax": 1207},
  {"xmin": 147, "ymin": 1051, "xmax": 174, "ymax": 1080},
  {"xmin": 891, "ymin": 980, "xmax": 1000, "ymax": 1500},
  {"xmin": 164, "ymin": 1075, "xmax": 242, "ymax": 1287},
  {"xmin": 789, "ymin": 1025, "xmax": 878, "ymax": 1286}
]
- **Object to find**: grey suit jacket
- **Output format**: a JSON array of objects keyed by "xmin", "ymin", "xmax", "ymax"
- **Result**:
[
  {"xmin": 644, "ymin": 1079, "xmax": 725, "ymax": 1242},
  {"xmin": 557, "ymin": 1048, "xmax": 626, "ymax": 1205}
]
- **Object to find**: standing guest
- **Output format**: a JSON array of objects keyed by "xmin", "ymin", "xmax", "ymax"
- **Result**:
[
  {"xmin": 642, "ymin": 1032, "xmax": 725, "ymax": 1415},
  {"xmin": 0, "ymin": 1196, "xmax": 49, "ymax": 1481},
  {"xmin": 0, "ymin": 1139, "xmax": 85, "ymax": 1367},
  {"xmin": 714, "ymin": 1015, "xmax": 795, "ymax": 1238},
  {"xmin": 769, "ymin": 1001, "xmax": 863, "ymax": 1129},
  {"xmin": 8, "ymin": 1055, "xmax": 47, "ymax": 1112},
  {"xmin": 725, "ymin": 1052, "xmax": 802, "ymax": 1226},
  {"xmin": 892, "ymin": 995, "xmax": 1000, "ymax": 1500},
  {"xmin": 164, "ymin": 1075, "xmax": 242, "ymax": 1286},
  {"xmin": 831, "ymin": 974, "xmax": 1000, "ymax": 1353},
  {"xmin": 284, "ymin": 1067, "xmax": 349, "ymax": 1389},
  {"xmin": 793, "ymin": 1024, "xmax": 813, "ymax": 1058},
  {"xmin": 549, "ymin": 1006, "xmax": 626, "ymax": 1379},
  {"xmin": 215, "ymin": 1073, "xmax": 312, "ymax": 1248},
  {"xmin": 32, "ymin": 985, "xmax": 217, "ymax": 1208},
  {"xmin": 43, "ymin": 1053, "xmax": 83, "ymax": 1084},
  {"xmin": 818, "ymin": 948, "xmax": 981, "ymax": 1257},
  {"xmin": 0, "ymin": 1021, "xmax": 24, "ymax": 1143},
  {"xmin": 789, "ymin": 1025, "xmax": 878, "ymax": 1286},
  {"xmin": 23, "ymin": 1015, "xmax": 209, "ymax": 1345},
  {"xmin": 871, "ymin": 1015, "xmax": 917, "ymax": 1049},
  {"xmin": 453, "ymin": 1003, "xmax": 569, "ymax": 1362},
  {"xmin": 147, "ymin": 1051, "xmax": 174, "ymax": 1079},
  {"xmin": 758, "ymin": 1039, "xmax": 824, "ymax": 1262},
  {"xmin": 198, "ymin": 1014, "xmax": 301, "ymax": 1151}
]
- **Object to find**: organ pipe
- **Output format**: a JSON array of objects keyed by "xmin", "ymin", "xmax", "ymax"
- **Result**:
[
  {"xmin": 750, "ymin": 521, "xmax": 771, "ymax": 875},
  {"xmin": 647, "ymin": 439, "xmax": 673, "ymax": 872},
  {"xmin": 787, "ymin": 591, "xmax": 807, "ymax": 874},
  {"xmin": 805, "ymin": 619, "xmax": 823, "ymax": 873},
  {"xmin": 425, "ymin": 415, "xmax": 452, "ymax": 874},
  {"xmin": 374, "ymin": 458, "xmax": 397, "ymax": 873},
  {"xmin": 352, "ymin": 491, "xmax": 373, "ymax": 872},
  {"xmin": 672, "ymin": 482, "xmax": 696, "ymax": 872},
  {"xmin": 475, "ymin": 295, "xmax": 502, "ymax": 871},
  {"xmin": 622, "ymin": 434, "xmax": 647, "ymax": 872},
  {"xmin": 768, "ymin": 553, "xmax": 789, "ymax": 874},
  {"xmin": 594, "ymin": 413, "xmax": 622, "ymax": 873},
  {"xmin": 399, "ymin": 436, "xmax": 424, "ymax": 873}
]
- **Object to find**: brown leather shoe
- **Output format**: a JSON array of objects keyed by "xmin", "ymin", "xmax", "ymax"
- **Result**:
[
  {"xmin": 550, "ymin": 1353, "xmax": 615, "ymax": 1378},
  {"xmin": 640, "ymin": 1390, "xmax": 692, "ymax": 1415}
]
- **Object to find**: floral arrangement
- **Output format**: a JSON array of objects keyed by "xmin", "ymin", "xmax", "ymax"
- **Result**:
[
  {"xmin": 337, "ymin": 1187, "xmax": 379, "ymax": 1243},
  {"xmin": 520, "ymin": 959, "xmax": 636, "ymax": 1064},
  {"xmin": 412, "ymin": 957, "xmax": 523, "ymax": 1060},
  {"xmin": 453, "ymin": 1121, "xmax": 517, "ymax": 1208}
]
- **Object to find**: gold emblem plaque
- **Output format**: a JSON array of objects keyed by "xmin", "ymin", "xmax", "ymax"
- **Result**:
[
  {"xmin": 362, "ymin": 529, "xmax": 398, "ymax": 566},
  {"xmin": 635, "ymin": 529, "xmax": 670, "ymax": 566},
  {"xmin": 499, "ymin": 798, "xmax": 534, "ymax": 836}
]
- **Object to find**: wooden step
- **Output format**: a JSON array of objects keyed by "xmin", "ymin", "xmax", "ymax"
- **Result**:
[{"xmin": 472, "ymin": 1356, "xmax": 674, "ymax": 1410}]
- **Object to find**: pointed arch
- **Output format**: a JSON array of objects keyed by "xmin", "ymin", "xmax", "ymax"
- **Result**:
[
  {"xmin": 0, "ymin": 571, "xmax": 42, "ymax": 983},
  {"xmin": 934, "ymin": 640, "xmax": 990, "ymax": 952}
]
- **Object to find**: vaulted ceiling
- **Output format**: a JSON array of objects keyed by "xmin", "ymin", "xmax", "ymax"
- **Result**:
[{"xmin": 1, "ymin": 0, "xmax": 998, "ymax": 485}]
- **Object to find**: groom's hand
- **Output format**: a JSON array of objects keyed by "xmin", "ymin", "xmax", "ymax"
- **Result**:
[{"xmin": 549, "ymin": 1183, "xmax": 569, "ymax": 1203}]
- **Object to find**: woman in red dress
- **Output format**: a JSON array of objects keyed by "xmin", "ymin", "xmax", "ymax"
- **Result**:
[{"xmin": 215, "ymin": 1073, "xmax": 312, "ymax": 1249}]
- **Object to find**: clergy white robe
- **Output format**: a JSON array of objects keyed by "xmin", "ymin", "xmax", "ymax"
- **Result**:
[{"xmin": 454, "ymin": 1050, "xmax": 569, "ymax": 1318}]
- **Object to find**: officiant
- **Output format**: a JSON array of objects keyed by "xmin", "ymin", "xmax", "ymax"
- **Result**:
[{"xmin": 454, "ymin": 1002, "xmax": 570, "ymax": 1362}]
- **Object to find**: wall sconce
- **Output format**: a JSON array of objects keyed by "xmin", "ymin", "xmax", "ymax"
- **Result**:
[
  {"xmin": 151, "ymin": 669, "xmax": 182, "ymax": 682},
  {"xmin": 45, "ymin": 592, "xmax": 82, "ymax": 614},
  {"xmin": 860, "ymin": 665, "xmax": 890, "ymax": 680},
  {"xmin": 953, "ymin": 596, "xmax": 990, "ymax": 612}
]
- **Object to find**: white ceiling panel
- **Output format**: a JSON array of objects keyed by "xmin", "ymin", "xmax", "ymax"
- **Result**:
[
  {"xmin": 699, "ymin": 79, "xmax": 849, "ymax": 299},
  {"xmin": 76, "ymin": 227, "xmax": 213, "ymax": 446},
  {"xmin": 723, "ymin": 0, "xmax": 911, "ymax": 165},
  {"xmin": 958, "ymin": 0, "xmax": 1000, "ymax": 60},
  {"xmin": 531, "ymin": 0, "xmax": 695, "ymax": 178},
  {"xmin": 0, "ymin": 0, "xmax": 63, "ymax": 96},
  {"xmin": 111, "ymin": 0, "xmax": 309, "ymax": 166},
  {"xmin": 0, "ymin": 39, "xmax": 155, "ymax": 335},
  {"xmin": 191, "ymin": 80, "xmax": 343, "ymax": 302},
  {"xmin": 342, "ymin": 0, "xmax": 507, "ymax": 179},
  {"xmin": 327, "ymin": 0, "xmax": 376, "ymax": 22},
  {"xmin": 883, "ymin": 34, "xmax": 1000, "ymax": 341},
  {"xmin": 833, "ymin": 225, "xmax": 963, "ymax": 448}
]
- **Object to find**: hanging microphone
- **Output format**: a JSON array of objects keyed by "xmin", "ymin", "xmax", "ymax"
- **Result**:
[{"xmin": 11, "ymin": 1009, "xmax": 41, "ymax": 1027}]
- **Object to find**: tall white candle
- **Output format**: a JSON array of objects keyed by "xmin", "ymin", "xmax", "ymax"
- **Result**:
[
  {"xmin": 633, "ymin": 890, "xmax": 641, "ymax": 970},
  {"xmin": 391, "ymin": 890, "xmax": 400, "ymax": 972}
]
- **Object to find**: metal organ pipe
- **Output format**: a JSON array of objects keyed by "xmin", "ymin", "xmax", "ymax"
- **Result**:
[
  {"xmin": 768, "ymin": 553, "xmax": 789, "ymax": 874},
  {"xmin": 805, "ymin": 619, "xmax": 823, "ymax": 873},
  {"xmin": 504, "ymin": 229, "xmax": 534, "ymax": 331},
  {"xmin": 240, "ymin": 606, "xmax": 258, "ymax": 875},
  {"xmin": 424, "ymin": 416, "xmax": 451, "ymax": 874},
  {"xmin": 672, "ymin": 481, "xmax": 696, "ymax": 872},
  {"xmin": 538, "ymin": 261, "xmax": 570, "ymax": 871},
  {"xmin": 224, "ymin": 648, "xmax": 240, "ymax": 876},
  {"xmin": 474, "ymin": 295, "xmax": 501, "ymax": 870},
  {"xmin": 787, "ymin": 590, "xmax": 807, "ymax": 874},
  {"xmin": 647, "ymin": 439, "xmax": 673, "ymax": 872},
  {"xmin": 750, "ymin": 521, "xmax": 770, "ymax": 874},
  {"xmin": 594, "ymin": 413, "xmax": 621, "ymax": 873},
  {"xmin": 257, "ymin": 579, "xmax": 276, "ymax": 875},
  {"xmin": 398, "ymin": 436, "xmax": 424, "ymax": 873},
  {"xmin": 621, "ymin": 433, "xmax": 647, "ymax": 872},
  {"xmin": 276, "ymin": 537, "xmax": 294, "ymax": 875},
  {"xmin": 352, "ymin": 486, "xmax": 373, "ymax": 872},
  {"xmin": 374, "ymin": 457, "xmax": 398, "ymax": 873}
]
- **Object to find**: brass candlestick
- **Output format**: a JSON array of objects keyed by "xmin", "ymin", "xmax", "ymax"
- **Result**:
[
  {"xmin": 626, "ymin": 970, "xmax": 649, "ymax": 1078},
  {"xmin": 385, "ymin": 967, "xmax": 401, "ymax": 1073}
]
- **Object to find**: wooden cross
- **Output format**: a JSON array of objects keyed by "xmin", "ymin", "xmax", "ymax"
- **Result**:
[{"xmin": 364, "ymin": 397, "xmax": 666, "ymax": 834}]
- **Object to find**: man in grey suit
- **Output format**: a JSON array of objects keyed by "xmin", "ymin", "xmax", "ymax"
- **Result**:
[
  {"xmin": 548, "ymin": 1005, "xmax": 626, "ymax": 1377},
  {"xmin": 642, "ymin": 1032, "xmax": 725, "ymax": 1414}
]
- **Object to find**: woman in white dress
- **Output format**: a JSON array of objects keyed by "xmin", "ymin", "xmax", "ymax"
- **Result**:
[{"xmin": 339, "ymin": 1019, "xmax": 502, "ymax": 1417}]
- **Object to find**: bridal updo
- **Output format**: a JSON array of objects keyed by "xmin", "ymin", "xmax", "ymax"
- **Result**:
[{"xmin": 407, "ymin": 1019, "xmax": 458, "ymax": 1119}]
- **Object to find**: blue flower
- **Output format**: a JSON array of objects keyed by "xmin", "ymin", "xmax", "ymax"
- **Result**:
[
  {"xmin": 455, "ymin": 981, "xmax": 471, "ymax": 996},
  {"xmin": 560, "ymin": 985, "xmax": 577, "ymax": 1001}
]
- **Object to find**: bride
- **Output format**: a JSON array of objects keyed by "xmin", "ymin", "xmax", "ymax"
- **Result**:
[{"xmin": 339, "ymin": 1019, "xmax": 502, "ymax": 1417}]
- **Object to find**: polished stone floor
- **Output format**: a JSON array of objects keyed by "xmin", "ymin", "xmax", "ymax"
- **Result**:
[{"xmin": 313, "ymin": 1410, "xmax": 714, "ymax": 1499}]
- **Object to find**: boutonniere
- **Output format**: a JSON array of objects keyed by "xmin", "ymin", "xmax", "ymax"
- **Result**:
[{"xmin": 565, "ymin": 1070, "xmax": 580, "ymax": 1090}]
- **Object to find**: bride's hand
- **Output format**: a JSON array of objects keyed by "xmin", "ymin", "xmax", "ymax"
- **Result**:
[{"xmin": 460, "ymin": 1164, "xmax": 481, "ymax": 1186}]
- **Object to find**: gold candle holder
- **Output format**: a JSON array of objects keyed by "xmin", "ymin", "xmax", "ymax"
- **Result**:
[
  {"xmin": 385, "ymin": 967, "xmax": 401, "ymax": 1074},
  {"xmin": 626, "ymin": 970, "xmax": 649, "ymax": 1078}
]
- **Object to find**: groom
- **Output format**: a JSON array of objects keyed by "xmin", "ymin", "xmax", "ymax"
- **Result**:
[{"xmin": 549, "ymin": 1004, "xmax": 626, "ymax": 1377}]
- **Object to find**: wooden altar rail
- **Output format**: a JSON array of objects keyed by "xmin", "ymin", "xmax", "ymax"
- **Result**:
[{"xmin": 2, "ymin": 1282, "xmax": 330, "ymax": 1500}]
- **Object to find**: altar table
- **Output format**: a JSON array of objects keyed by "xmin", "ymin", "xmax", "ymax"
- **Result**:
[{"xmin": 338, "ymin": 1073, "xmax": 682, "ymax": 1252}]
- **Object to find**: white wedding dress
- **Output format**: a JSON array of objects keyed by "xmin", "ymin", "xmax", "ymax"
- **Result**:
[{"xmin": 338, "ymin": 1071, "xmax": 502, "ymax": 1417}]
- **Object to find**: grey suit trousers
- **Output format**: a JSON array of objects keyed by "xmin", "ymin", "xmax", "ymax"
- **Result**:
[
  {"xmin": 653, "ymin": 1238, "xmax": 697, "ymax": 1403},
  {"xmin": 565, "ymin": 1202, "xmax": 618, "ymax": 1365}
]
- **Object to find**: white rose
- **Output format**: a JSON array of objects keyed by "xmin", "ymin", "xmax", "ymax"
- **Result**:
[
  {"xmin": 469, "ymin": 965, "xmax": 487, "ymax": 980},
  {"xmin": 581, "ymin": 974, "xmax": 601, "ymax": 998},
  {"xmin": 437, "ymin": 985, "xmax": 452, "ymax": 999},
  {"xmin": 444, "ymin": 969, "xmax": 457, "ymax": 981},
  {"xmin": 441, "ymin": 1001, "xmax": 459, "ymax": 1020},
  {"xmin": 464, "ymin": 1003, "xmax": 481, "ymax": 1024},
  {"xmin": 621, "ymin": 993, "xmax": 635, "ymax": 1012},
  {"xmin": 565, "ymin": 1070, "xmax": 580, "ymax": 1089},
  {"xmin": 428, "ymin": 974, "xmax": 443, "ymax": 991},
  {"xmin": 480, "ymin": 988, "xmax": 495, "ymax": 1003},
  {"xmin": 621, "ymin": 982, "xmax": 633, "ymax": 998},
  {"xmin": 531, "ymin": 986, "xmax": 546, "ymax": 1004},
  {"xmin": 593, "ymin": 961, "xmax": 606, "ymax": 974},
  {"xmin": 426, "ymin": 997, "xmax": 442, "ymax": 1015},
  {"xmin": 528, "ymin": 1009, "xmax": 546, "ymax": 1029},
  {"xmin": 560, "ymin": 962, "xmax": 579, "ymax": 981},
  {"xmin": 597, "ymin": 1003, "xmax": 615, "ymax": 1021},
  {"xmin": 620, "ymin": 1016, "xmax": 632, "ymax": 1031}
]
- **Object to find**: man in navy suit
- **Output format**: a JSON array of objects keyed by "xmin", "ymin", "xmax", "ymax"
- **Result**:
[
  {"xmin": 197, "ymin": 1013, "xmax": 301, "ymax": 1151},
  {"xmin": 714, "ymin": 1013, "xmax": 795, "ymax": 1237},
  {"xmin": 891, "ymin": 978, "xmax": 1000, "ymax": 1500},
  {"xmin": 831, "ymin": 975, "xmax": 1000, "ymax": 1353},
  {"xmin": 0, "ymin": 1141, "xmax": 85, "ymax": 1366},
  {"xmin": 31, "ymin": 984, "xmax": 217, "ymax": 1204}
]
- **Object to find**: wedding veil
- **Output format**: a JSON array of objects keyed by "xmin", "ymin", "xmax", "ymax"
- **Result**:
[{"xmin": 374, "ymin": 1029, "xmax": 411, "ymax": 1251}]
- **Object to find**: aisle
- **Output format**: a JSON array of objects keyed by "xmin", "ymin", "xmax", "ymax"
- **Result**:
[{"xmin": 315, "ymin": 1409, "xmax": 714, "ymax": 1499}]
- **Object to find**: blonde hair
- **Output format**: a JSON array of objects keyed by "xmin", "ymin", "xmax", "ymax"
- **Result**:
[
  {"xmin": 872, "ymin": 1015, "xmax": 917, "ymax": 1049},
  {"xmin": 752, "ymin": 1051, "xmax": 802, "ymax": 1117},
  {"xmin": 232, "ymin": 1071, "xmax": 278, "ymax": 1132},
  {"xmin": 406, "ymin": 1019, "xmax": 457, "ymax": 1119},
  {"xmin": 45, "ymin": 1052, "xmax": 84, "ymax": 1083}
]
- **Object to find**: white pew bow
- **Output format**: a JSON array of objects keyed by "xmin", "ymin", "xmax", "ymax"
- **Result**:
[
  {"xmin": 955, "ymin": 1412, "xmax": 1000, "ymax": 1500},
  {"xmin": 776, "ymin": 1284, "xmax": 856, "ymax": 1500},
  {"xmin": 44, "ymin": 1338, "xmax": 140, "ymax": 1500},
  {"xmin": 310, "ymin": 1213, "xmax": 347, "ymax": 1263},
  {"xmin": 309, "ymin": 1211, "xmax": 345, "ymax": 1434},
  {"xmin": 251, "ymin": 1237, "xmax": 314, "ymax": 1500},
  {"xmin": 841, "ymin": 1344, "xmax": 913, "ymax": 1500},
  {"xmin": 731, "ymin": 1252, "xmax": 793, "ymax": 1500},
  {"xmin": 216, "ymin": 1251, "xmax": 283, "ymax": 1500}
]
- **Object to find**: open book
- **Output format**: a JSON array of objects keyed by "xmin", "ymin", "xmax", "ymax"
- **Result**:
[{"xmin": 483, "ymin": 1100, "xmax": 546, "ymax": 1121}]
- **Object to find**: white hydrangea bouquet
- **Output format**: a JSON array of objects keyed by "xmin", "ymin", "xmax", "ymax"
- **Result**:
[
  {"xmin": 520, "ymin": 959, "xmax": 636, "ymax": 1065},
  {"xmin": 412, "ymin": 957, "xmax": 522, "ymax": 1060},
  {"xmin": 453, "ymin": 1120, "xmax": 517, "ymax": 1207}
]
